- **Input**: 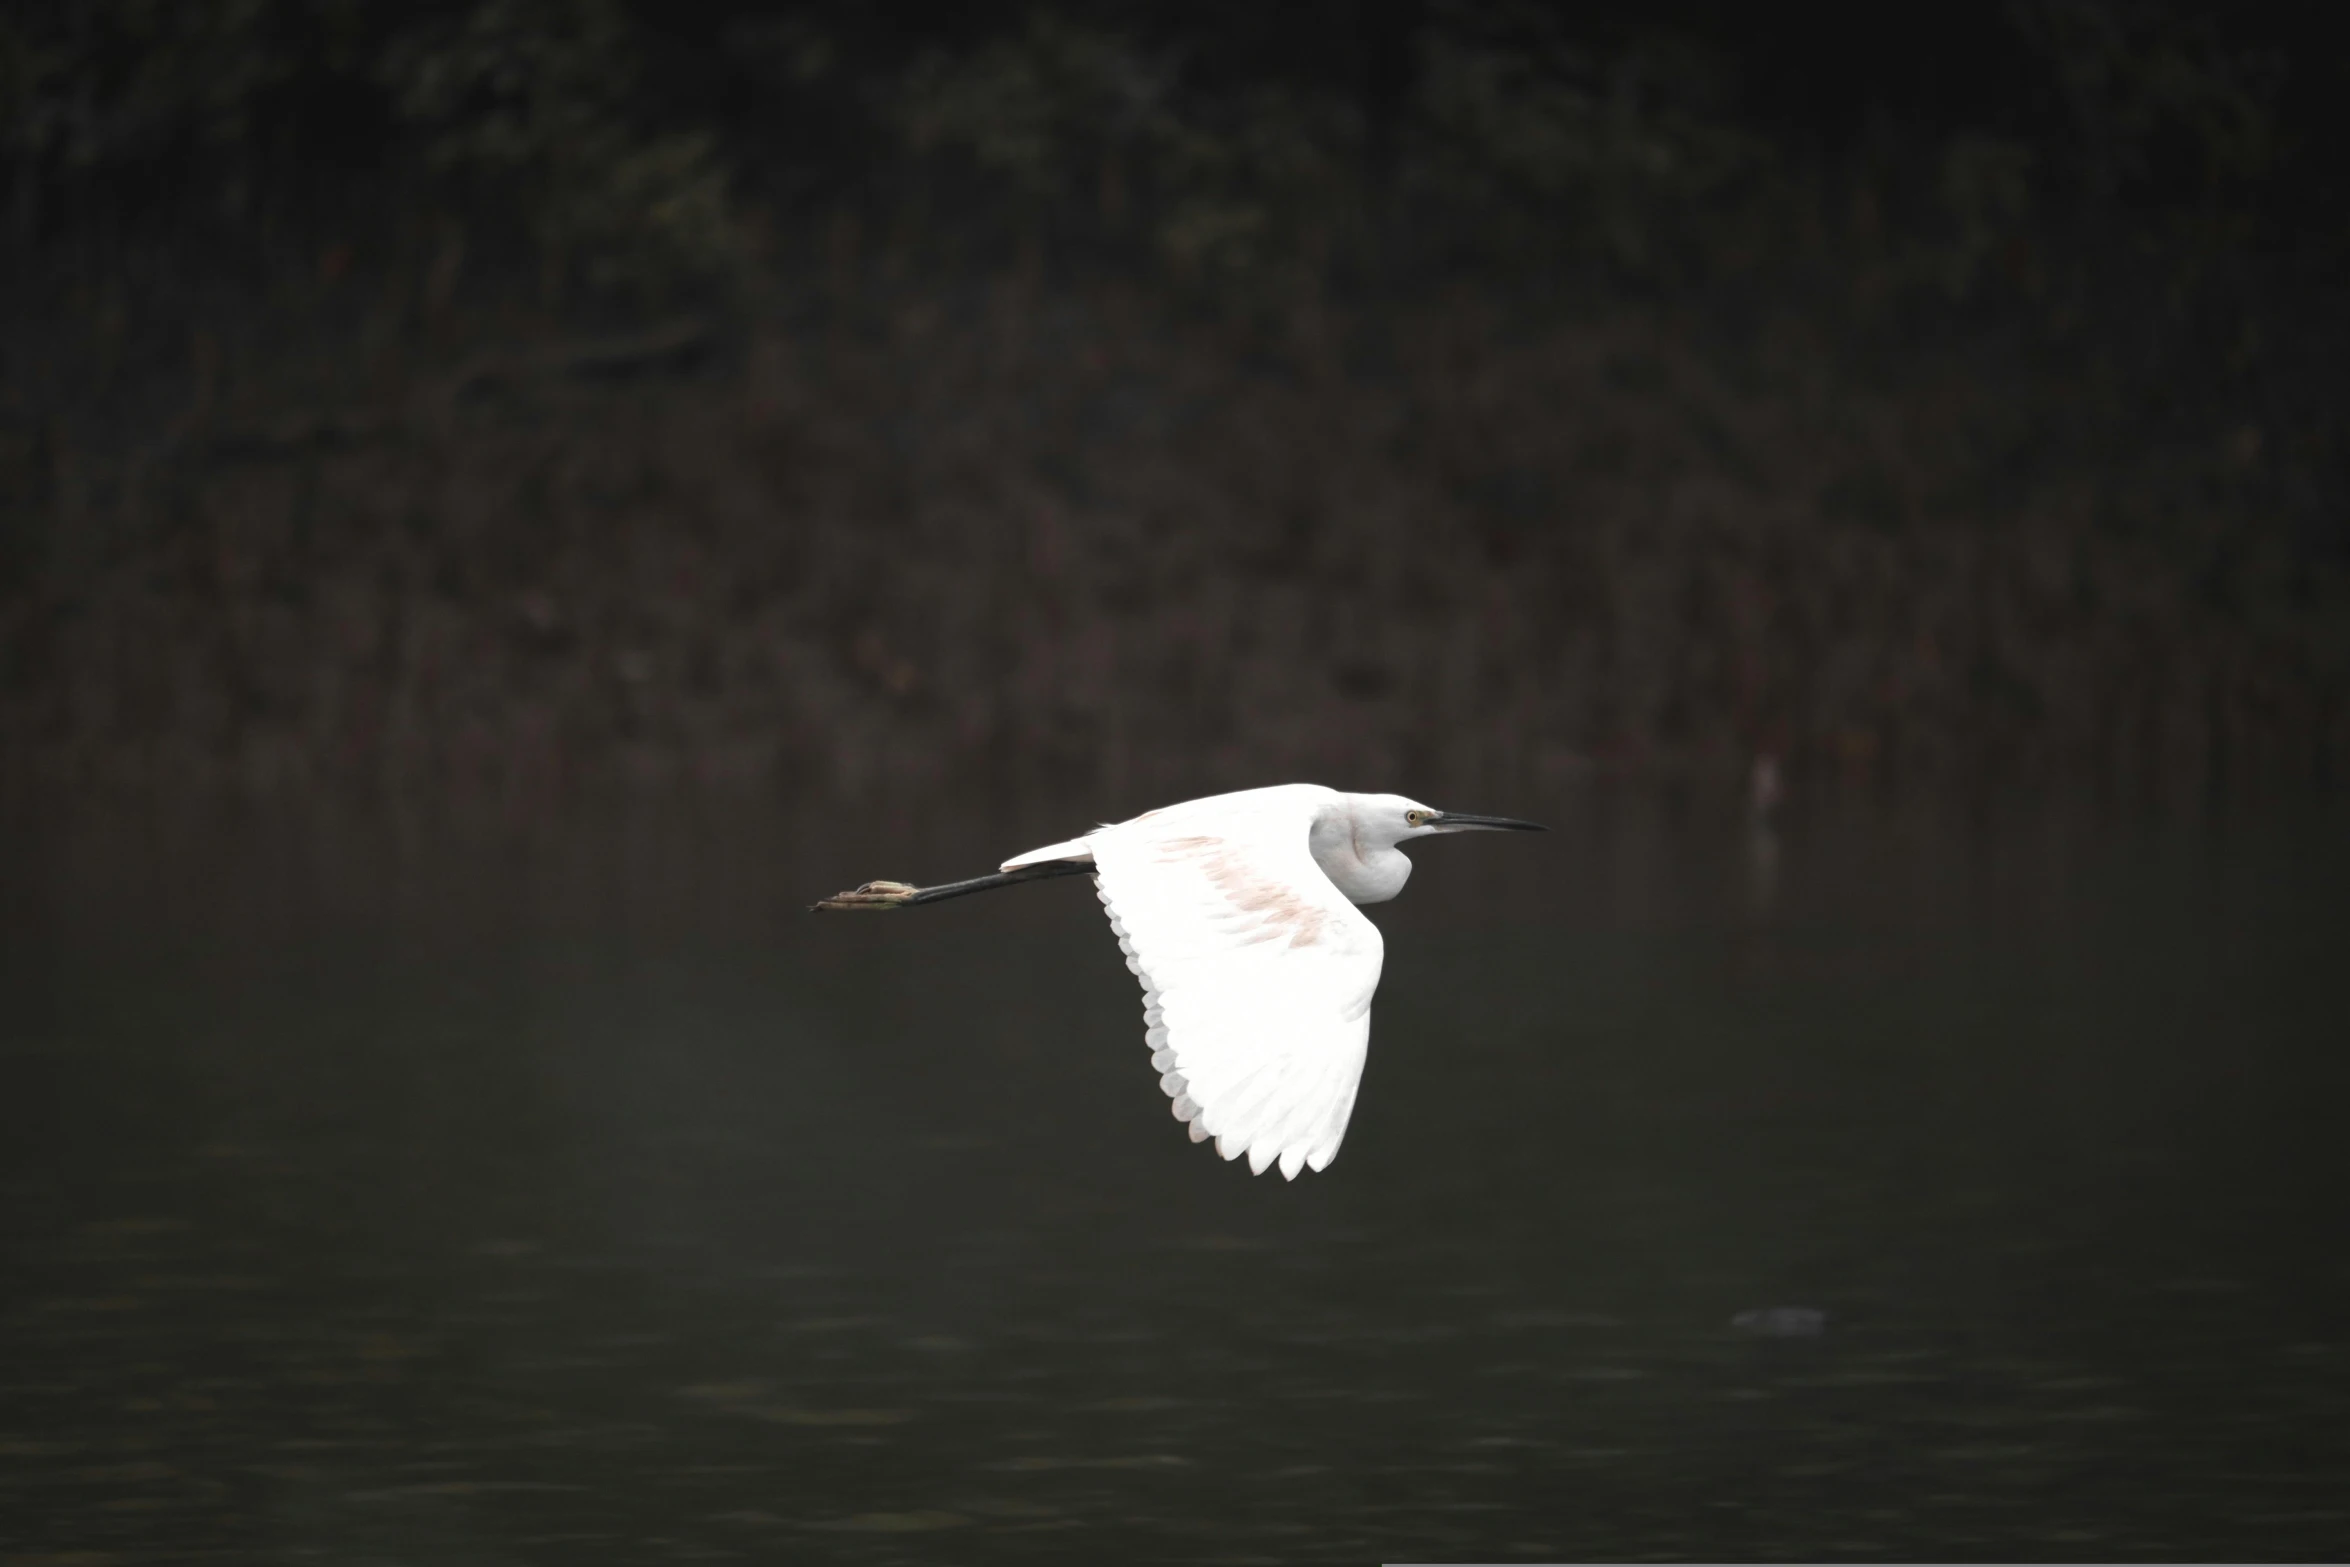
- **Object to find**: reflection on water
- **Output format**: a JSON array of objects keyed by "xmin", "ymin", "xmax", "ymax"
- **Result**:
[{"xmin": 3, "ymin": 792, "xmax": 2346, "ymax": 1561}]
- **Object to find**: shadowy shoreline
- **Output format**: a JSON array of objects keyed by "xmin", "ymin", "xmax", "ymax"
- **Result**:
[
  {"xmin": 4, "ymin": 6, "xmax": 2342, "ymax": 807},
  {"xmin": 5, "ymin": 270, "xmax": 2342, "ymax": 808}
]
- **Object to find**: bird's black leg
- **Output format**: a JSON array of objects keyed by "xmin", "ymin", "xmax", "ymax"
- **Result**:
[{"xmin": 811, "ymin": 858, "xmax": 1096, "ymax": 911}]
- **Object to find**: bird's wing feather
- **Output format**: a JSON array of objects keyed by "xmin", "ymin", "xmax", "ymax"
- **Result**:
[{"xmin": 1090, "ymin": 809, "xmax": 1382, "ymax": 1179}]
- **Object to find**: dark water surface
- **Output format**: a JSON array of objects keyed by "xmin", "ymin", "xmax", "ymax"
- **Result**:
[{"xmin": 4, "ymin": 793, "xmax": 2346, "ymax": 1562}]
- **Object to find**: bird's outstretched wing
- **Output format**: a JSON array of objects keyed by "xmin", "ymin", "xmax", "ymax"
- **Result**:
[{"xmin": 1088, "ymin": 807, "xmax": 1382, "ymax": 1179}]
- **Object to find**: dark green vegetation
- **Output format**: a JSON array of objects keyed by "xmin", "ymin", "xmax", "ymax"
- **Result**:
[{"xmin": 3, "ymin": 2, "xmax": 2344, "ymax": 800}]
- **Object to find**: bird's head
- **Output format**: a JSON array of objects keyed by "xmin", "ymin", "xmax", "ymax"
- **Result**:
[{"xmin": 1354, "ymin": 793, "xmax": 1548, "ymax": 847}]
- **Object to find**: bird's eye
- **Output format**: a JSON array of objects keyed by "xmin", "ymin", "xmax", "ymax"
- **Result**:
[{"xmin": 1405, "ymin": 809, "xmax": 1431, "ymax": 827}]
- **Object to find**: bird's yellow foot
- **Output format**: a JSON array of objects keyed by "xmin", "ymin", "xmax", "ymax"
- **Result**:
[{"xmin": 811, "ymin": 880, "xmax": 919, "ymax": 911}]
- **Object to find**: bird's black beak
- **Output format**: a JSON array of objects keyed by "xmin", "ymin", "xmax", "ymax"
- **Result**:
[{"xmin": 1430, "ymin": 811, "xmax": 1547, "ymax": 833}]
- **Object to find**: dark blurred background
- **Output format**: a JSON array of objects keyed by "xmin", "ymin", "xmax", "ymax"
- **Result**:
[
  {"xmin": 6, "ymin": 6, "xmax": 2350, "ymax": 1563},
  {"xmin": 4, "ymin": 0, "xmax": 2345, "ymax": 805}
]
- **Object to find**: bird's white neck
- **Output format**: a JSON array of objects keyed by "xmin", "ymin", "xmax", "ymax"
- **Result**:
[{"xmin": 1309, "ymin": 805, "xmax": 1413, "ymax": 904}]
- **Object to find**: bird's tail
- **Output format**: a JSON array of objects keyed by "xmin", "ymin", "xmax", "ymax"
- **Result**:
[{"xmin": 1000, "ymin": 836, "xmax": 1097, "ymax": 873}]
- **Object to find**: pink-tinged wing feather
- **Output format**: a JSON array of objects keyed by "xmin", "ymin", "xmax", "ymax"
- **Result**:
[{"xmin": 1089, "ymin": 802, "xmax": 1382, "ymax": 1179}]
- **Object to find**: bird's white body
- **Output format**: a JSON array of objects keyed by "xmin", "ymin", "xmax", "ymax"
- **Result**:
[
  {"xmin": 1004, "ymin": 783, "xmax": 1422, "ymax": 901},
  {"xmin": 1001, "ymin": 784, "xmax": 1486, "ymax": 1180}
]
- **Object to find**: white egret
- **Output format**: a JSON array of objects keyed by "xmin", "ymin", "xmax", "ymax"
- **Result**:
[{"xmin": 813, "ymin": 784, "xmax": 1544, "ymax": 1179}]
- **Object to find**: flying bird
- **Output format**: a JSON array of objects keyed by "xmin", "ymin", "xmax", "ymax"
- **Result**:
[{"xmin": 813, "ymin": 784, "xmax": 1543, "ymax": 1179}]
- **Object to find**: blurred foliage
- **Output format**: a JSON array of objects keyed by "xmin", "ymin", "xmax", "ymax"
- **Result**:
[
  {"xmin": 2010, "ymin": 0, "xmax": 2287, "ymax": 197},
  {"xmin": 0, "ymin": 0, "xmax": 738, "ymax": 295},
  {"xmin": 380, "ymin": 0, "xmax": 736, "ymax": 298},
  {"xmin": 1, "ymin": 1, "xmax": 2342, "ymax": 798},
  {"xmin": 1410, "ymin": 5, "xmax": 1762, "ymax": 275},
  {"xmin": 0, "ymin": 0, "xmax": 332, "ymax": 232},
  {"xmin": 0, "ymin": 0, "xmax": 2330, "ymax": 301}
]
